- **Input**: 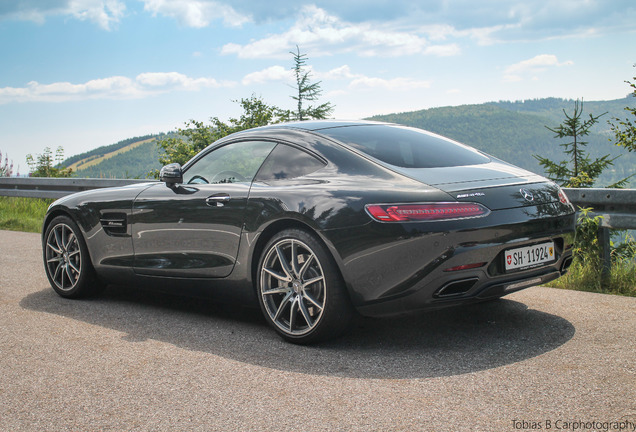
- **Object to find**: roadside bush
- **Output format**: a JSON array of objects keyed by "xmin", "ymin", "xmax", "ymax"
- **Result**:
[{"xmin": 550, "ymin": 208, "xmax": 636, "ymax": 296}]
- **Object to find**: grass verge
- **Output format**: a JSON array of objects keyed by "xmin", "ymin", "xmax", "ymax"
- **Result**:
[
  {"xmin": 0, "ymin": 196, "xmax": 52, "ymax": 233},
  {"xmin": 549, "ymin": 259, "xmax": 636, "ymax": 297}
]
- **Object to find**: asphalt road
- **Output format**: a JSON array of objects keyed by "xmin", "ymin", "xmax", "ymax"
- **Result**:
[{"xmin": 1, "ymin": 229, "xmax": 635, "ymax": 432}]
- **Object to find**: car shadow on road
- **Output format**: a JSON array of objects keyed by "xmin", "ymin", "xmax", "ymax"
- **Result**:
[{"xmin": 20, "ymin": 285, "xmax": 575, "ymax": 379}]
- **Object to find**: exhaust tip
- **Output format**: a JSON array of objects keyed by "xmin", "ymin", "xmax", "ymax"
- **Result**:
[
  {"xmin": 561, "ymin": 256, "xmax": 573, "ymax": 272},
  {"xmin": 435, "ymin": 278, "xmax": 478, "ymax": 298}
]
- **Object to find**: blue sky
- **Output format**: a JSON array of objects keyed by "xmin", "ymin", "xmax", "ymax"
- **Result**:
[{"xmin": 1, "ymin": 0, "xmax": 635, "ymax": 174}]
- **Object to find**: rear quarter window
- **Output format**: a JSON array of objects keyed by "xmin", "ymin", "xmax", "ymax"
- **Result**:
[
  {"xmin": 318, "ymin": 125, "xmax": 490, "ymax": 168},
  {"xmin": 255, "ymin": 144, "xmax": 326, "ymax": 181}
]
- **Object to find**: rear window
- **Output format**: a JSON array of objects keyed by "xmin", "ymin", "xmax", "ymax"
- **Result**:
[{"xmin": 318, "ymin": 125, "xmax": 490, "ymax": 168}]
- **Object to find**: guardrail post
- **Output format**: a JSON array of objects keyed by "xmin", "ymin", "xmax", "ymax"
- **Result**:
[{"xmin": 597, "ymin": 226, "xmax": 612, "ymax": 284}]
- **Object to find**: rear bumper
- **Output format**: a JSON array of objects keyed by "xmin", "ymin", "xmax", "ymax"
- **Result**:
[
  {"xmin": 327, "ymin": 207, "xmax": 576, "ymax": 317},
  {"xmin": 357, "ymin": 253, "xmax": 572, "ymax": 317},
  {"xmin": 355, "ymin": 255, "xmax": 572, "ymax": 317}
]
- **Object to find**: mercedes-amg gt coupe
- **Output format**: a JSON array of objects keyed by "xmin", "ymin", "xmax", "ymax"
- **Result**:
[{"xmin": 42, "ymin": 120, "xmax": 576, "ymax": 343}]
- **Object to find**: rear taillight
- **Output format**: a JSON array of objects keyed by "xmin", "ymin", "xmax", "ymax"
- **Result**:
[
  {"xmin": 365, "ymin": 203, "xmax": 490, "ymax": 222},
  {"xmin": 558, "ymin": 188, "xmax": 571, "ymax": 205}
]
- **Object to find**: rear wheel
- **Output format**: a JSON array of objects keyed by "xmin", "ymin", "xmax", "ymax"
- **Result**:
[
  {"xmin": 44, "ymin": 216, "xmax": 102, "ymax": 298},
  {"xmin": 257, "ymin": 229, "xmax": 353, "ymax": 344}
]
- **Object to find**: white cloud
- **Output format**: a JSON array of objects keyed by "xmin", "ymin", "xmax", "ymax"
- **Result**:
[
  {"xmin": 240, "ymin": 62, "xmax": 430, "ymax": 97},
  {"xmin": 423, "ymin": 44, "xmax": 461, "ymax": 56},
  {"xmin": 141, "ymin": 0, "xmax": 249, "ymax": 28},
  {"xmin": 319, "ymin": 65, "xmax": 358, "ymax": 80},
  {"xmin": 70, "ymin": 0, "xmax": 126, "ymax": 30},
  {"xmin": 221, "ymin": 5, "xmax": 456, "ymax": 59},
  {"xmin": 506, "ymin": 54, "xmax": 573, "ymax": 74},
  {"xmin": 450, "ymin": 22, "xmax": 522, "ymax": 46},
  {"xmin": 136, "ymin": 72, "xmax": 225, "ymax": 89},
  {"xmin": 349, "ymin": 76, "xmax": 431, "ymax": 91},
  {"xmin": 312, "ymin": 64, "xmax": 431, "ymax": 92},
  {"xmin": 0, "ymin": 0, "xmax": 126, "ymax": 30},
  {"xmin": 241, "ymin": 66, "xmax": 293, "ymax": 85},
  {"xmin": 2, "ymin": 0, "xmax": 634, "ymax": 39},
  {"xmin": 132, "ymin": 0, "xmax": 636, "ymax": 40},
  {"xmin": 503, "ymin": 54, "xmax": 573, "ymax": 82},
  {"xmin": 0, "ymin": 72, "xmax": 235, "ymax": 104}
]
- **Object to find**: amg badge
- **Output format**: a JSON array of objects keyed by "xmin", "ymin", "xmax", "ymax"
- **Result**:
[{"xmin": 456, "ymin": 192, "xmax": 486, "ymax": 199}]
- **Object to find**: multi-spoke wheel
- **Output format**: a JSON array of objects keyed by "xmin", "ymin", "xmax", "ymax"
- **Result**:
[
  {"xmin": 44, "ymin": 216, "xmax": 101, "ymax": 298},
  {"xmin": 257, "ymin": 229, "xmax": 353, "ymax": 344}
]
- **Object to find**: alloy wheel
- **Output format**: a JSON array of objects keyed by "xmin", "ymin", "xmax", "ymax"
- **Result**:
[
  {"xmin": 260, "ymin": 238, "xmax": 327, "ymax": 336},
  {"xmin": 45, "ymin": 223, "xmax": 82, "ymax": 292}
]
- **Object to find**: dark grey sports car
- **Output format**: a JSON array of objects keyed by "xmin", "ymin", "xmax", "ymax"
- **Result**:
[{"xmin": 42, "ymin": 120, "xmax": 576, "ymax": 343}]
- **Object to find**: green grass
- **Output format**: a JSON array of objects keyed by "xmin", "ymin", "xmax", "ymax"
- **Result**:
[
  {"xmin": 0, "ymin": 196, "xmax": 52, "ymax": 233},
  {"xmin": 549, "ymin": 258, "xmax": 636, "ymax": 297}
]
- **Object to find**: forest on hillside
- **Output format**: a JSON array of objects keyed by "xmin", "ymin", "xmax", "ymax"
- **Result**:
[
  {"xmin": 369, "ymin": 97, "xmax": 636, "ymax": 187},
  {"xmin": 65, "ymin": 96, "xmax": 636, "ymax": 186},
  {"xmin": 71, "ymin": 139, "xmax": 161, "ymax": 178},
  {"xmin": 63, "ymin": 134, "xmax": 163, "ymax": 167},
  {"xmin": 489, "ymin": 96, "xmax": 634, "ymax": 129}
]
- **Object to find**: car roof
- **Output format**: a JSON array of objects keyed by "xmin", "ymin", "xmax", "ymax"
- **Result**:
[{"xmin": 258, "ymin": 120, "xmax": 391, "ymax": 132}]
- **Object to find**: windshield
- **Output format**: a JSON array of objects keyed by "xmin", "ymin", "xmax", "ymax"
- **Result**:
[{"xmin": 319, "ymin": 125, "xmax": 490, "ymax": 168}]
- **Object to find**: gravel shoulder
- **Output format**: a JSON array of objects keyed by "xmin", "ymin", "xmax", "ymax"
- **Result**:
[{"xmin": 1, "ymin": 230, "xmax": 635, "ymax": 431}]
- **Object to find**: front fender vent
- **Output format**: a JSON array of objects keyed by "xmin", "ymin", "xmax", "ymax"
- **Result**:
[{"xmin": 100, "ymin": 213, "xmax": 127, "ymax": 236}]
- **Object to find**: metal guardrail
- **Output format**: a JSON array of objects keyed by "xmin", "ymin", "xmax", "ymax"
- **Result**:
[
  {"xmin": 0, "ymin": 179, "xmax": 633, "ymax": 275},
  {"xmin": 0, "ymin": 177, "xmax": 156, "ymax": 199},
  {"xmin": 563, "ymin": 188, "xmax": 636, "ymax": 277},
  {"xmin": 563, "ymin": 188, "xmax": 636, "ymax": 230}
]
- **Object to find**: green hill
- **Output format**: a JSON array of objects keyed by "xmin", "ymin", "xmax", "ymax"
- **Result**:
[
  {"xmin": 63, "ymin": 97, "xmax": 635, "ymax": 185},
  {"xmin": 71, "ymin": 139, "xmax": 162, "ymax": 179},
  {"xmin": 368, "ymin": 97, "xmax": 636, "ymax": 187},
  {"xmin": 488, "ymin": 96, "xmax": 633, "ymax": 130},
  {"xmin": 63, "ymin": 134, "xmax": 165, "ymax": 179},
  {"xmin": 64, "ymin": 134, "xmax": 160, "ymax": 166}
]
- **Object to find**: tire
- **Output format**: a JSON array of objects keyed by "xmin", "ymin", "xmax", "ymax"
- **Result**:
[
  {"xmin": 43, "ymin": 215, "xmax": 103, "ymax": 299},
  {"xmin": 257, "ymin": 228, "xmax": 353, "ymax": 344}
]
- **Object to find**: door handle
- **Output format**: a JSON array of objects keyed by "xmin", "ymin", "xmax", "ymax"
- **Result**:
[{"xmin": 206, "ymin": 194, "xmax": 231, "ymax": 207}]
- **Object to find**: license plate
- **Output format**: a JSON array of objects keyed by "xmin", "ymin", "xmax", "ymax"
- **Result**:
[{"xmin": 505, "ymin": 242, "xmax": 555, "ymax": 271}]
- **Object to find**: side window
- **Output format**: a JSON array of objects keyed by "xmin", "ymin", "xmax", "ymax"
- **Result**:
[
  {"xmin": 183, "ymin": 141, "xmax": 276, "ymax": 185},
  {"xmin": 255, "ymin": 144, "xmax": 326, "ymax": 181}
]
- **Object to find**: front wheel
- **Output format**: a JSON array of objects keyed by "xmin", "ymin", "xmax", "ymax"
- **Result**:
[
  {"xmin": 43, "ymin": 216, "xmax": 103, "ymax": 299},
  {"xmin": 257, "ymin": 229, "xmax": 353, "ymax": 344}
]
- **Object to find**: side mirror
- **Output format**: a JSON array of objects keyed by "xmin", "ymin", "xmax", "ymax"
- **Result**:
[{"xmin": 160, "ymin": 163, "xmax": 183, "ymax": 186}]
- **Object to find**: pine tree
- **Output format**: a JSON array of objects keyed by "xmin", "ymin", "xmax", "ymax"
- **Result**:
[
  {"xmin": 534, "ymin": 100, "xmax": 629, "ymax": 188},
  {"xmin": 289, "ymin": 46, "xmax": 334, "ymax": 121},
  {"xmin": 610, "ymin": 67, "xmax": 636, "ymax": 153}
]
